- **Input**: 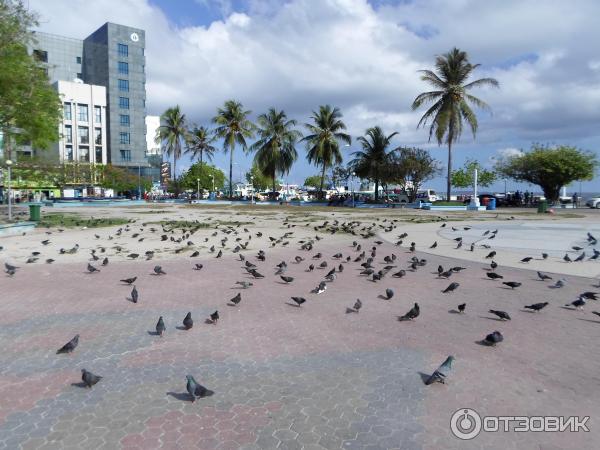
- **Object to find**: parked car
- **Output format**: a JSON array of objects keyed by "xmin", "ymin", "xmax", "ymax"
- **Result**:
[
  {"xmin": 416, "ymin": 189, "xmax": 439, "ymax": 202},
  {"xmin": 586, "ymin": 196, "xmax": 600, "ymax": 208}
]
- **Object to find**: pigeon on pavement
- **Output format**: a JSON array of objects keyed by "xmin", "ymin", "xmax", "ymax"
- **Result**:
[
  {"xmin": 81, "ymin": 369, "xmax": 102, "ymax": 388},
  {"xmin": 186, "ymin": 375, "xmax": 214, "ymax": 402},
  {"xmin": 425, "ymin": 356, "xmax": 454, "ymax": 385},
  {"xmin": 57, "ymin": 335, "xmax": 79, "ymax": 354}
]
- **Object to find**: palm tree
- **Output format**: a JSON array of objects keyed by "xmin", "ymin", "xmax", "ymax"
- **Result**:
[
  {"xmin": 350, "ymin": 126, "xmax": 398, "ymax": 202},
  {"xmin": 301, "ymin": 105, "xmax": 351, "ymax": 199},
  {"xmin": 250, "ymin": 108, "xmax": 301, "ymax": 195},
  {"xmin": 213, "ymin": 100, "xmax": 255, "ymax": 199},
  {"xmin": 412, "ymin": 47, "xmax": 499, "ymax": 201},
  {"xmin": 185, "ymin": 125, "xmax": 217, "ymax": 167},
  {"xmin": 155, "ymin": 105, "xmax": 186, "ymax": 181}
]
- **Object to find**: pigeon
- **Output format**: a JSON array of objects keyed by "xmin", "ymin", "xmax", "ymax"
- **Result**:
[
  {"xmin": 552, "ymin": 279, "xmax": 566, "ymax": 288},
  {"xmin": 451, "ymin": 267, "xmax": 466, "ymax": 272},
  {"xmin": 439, "ymin": 270, "xmax": 453, "ymax": 279},
  {"xmin": 430, "ymin": 241, "xmax": 437, "ymax": 249},
  {"xmin": 469, "ymin": 243, "xmax": 475, "ymax": 252},
  {"xmin": 249, "ymin": 270, "xmax": 264, "ymax": 279},
  {"xmin": 425, "ymin": 356, "xmax": 454, "ymax": 385},
  {"xmin": 398, "ymin": 303, "xmax": 420, "ymax": 321},
  {"xmin": 486, "ymin": 272, "xmax": 503, "ymax": 280},
  {"xmin": 291, "ymin": 296, "xmax": 306, "ymax": 306},
  {"xmin": 307, "ymin": 264, "xmax": 315, "ymax": 272},
  {"xmin": 190, "ymin": 251, "xmax": 199, "ymax": 258},
  {"xmin": 280, "ymin": 276, "xmax": 294, "ymax": 284},
  {"xmin": 490, "ymin": 261, "xmax": 498, "ymax": 270},
  {"xmin": 186, "ymin": 375, "xmax": 214, "ymax": 402},
  {"xmin": 56, "ymin": 334, "xmax": 79, "ymax": 354},
  {"xmin": 46, "ymin": 259, "xmax": 55, "ymax": 264},
  {"xmin": 156, "ymin": 316, "xmax": 166, "ymax": 336},
  {"xmin": 183, "ymin": 312, "xmax": 193, "ymax": 330},
  {"xmin": 235, "ymin": 281, "xmax": 253, "ymax": 289},
  {"xmin": 563, "ymin": 254, "xmax": 572, "ymax": 262},
  {"xmin": 457, "ymin": 303, "xmax": 466, "ymax": 313},
  {"xmin": 131, "ymin": 286, "xmax": 138, "ymax": 303},
  {"xmin": 210, "ymin": 311, "xmax": 220, "ymax": 323},
  {"xmin": 520, "ymin": 257, "xmax": 533, "ymax": 263},
  {"xmin": 580, "ymin": 292, "xmax": 599, "ymax": 300},
  {"xmin": 120, "ymin": 277, "xmax": 137, "ymax": 285},
  {"xmin": 442, "ymin": 282, "xmax": 459, "ymax": 293},
  {"xmin": 537, "ymin": 271, "xmax": 552, "ymax": 281},
  {"xmin": 194, "ymin": 263, "xmax": 203, "ymax": 271},
  {"xmin": 313, "ymin": 282, "xmax": 327, "ymax": 294},
  {"xmin": 352, "ymin": 299, "xmax": 362, "ymax": 312},
  {"xmin": 87, "ymin": 263, "xmax": 100, "ymax": 273},
  {"xmin": 502, "ymin": 281, "xmax": 522, "ymax": 289},
  {"xmin": 81, "ymin": 369, "xmax": 102, "ymax": 388},
  {"xmin": 484, "ymin": 331, "xmax": 504, "ymax": 346},
  {"xmin": 485, "ymin": 251, "xmax": 496, "ymax": 259},
  {"xmin": 392, "ymin": 269, "xmax": 406, "ymax": 278},
  {"xmin": 524, "ymin": 302, "xmax": 549, "ymax": 312},
  {"xmin": 574, "ymin": 252, "xmax": 586, "ymax": 262},
  {"xmin": 154, "ymin": 265, "xmax": 166, "ymax": 275},
  {"xmin": 229, "ymin": 293, "xmax": 242, "ymax": 305},
  {"xmin": 566, "ymin": 298, "xmax": 586, "ymax": 309},
  {"xmin": 384, "ymin": 288, "xmax": 394, "ymax": 300},
  {"xmin": 542, "ymin": 252, "xmax": 548, "ymax": 259},
  {"xmin": 592, "ymin": 311, "xmax": 600, "ymax": 318},
  {"xmin": 489, "ymin": 310, "xmax": 511, "ymax": 320},
  {"xmin": 102, "ymin": 257, "xmax": 109, "ymax": 266},
  {"xmin": 437, "ymin": 265, "xmax": 444, "ymax": 275}
]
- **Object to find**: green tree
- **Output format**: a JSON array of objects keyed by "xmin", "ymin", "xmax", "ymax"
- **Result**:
[
  {"xmin": 451, "ymin": 159, "xmax": 496, "ymax": 188},
  {"xmin": 495, "ymin": 144, "xmax": 598, "ymax": 203},
  {"xmin": 0, "ymin": 0, "xmax": 62, "ymax": 159},
  {"xmin": 412, "ymin": 47, "xmax": 499, "ymax": 201},
  {"xmin": 246, "ymin": 163, "xmax": 273, "ymax": 192},
  {"xmin": 302, "ymin": 105, "xmax": 351, "ymax": 199},
  {"xmin": 350, "ymin": 127, "xmax": 398, "ymax": 202},
  {"xmin": 213, "ymin": 100, "xmax": 255, "ymax": 199},
  {"xmin": 155, "ymin": 105, "xmax": 186, "ymax": 180},
  {"xmin": 303, "ymin": 175, "xmax": 324, "ymax": 188},
  {"xmin": 384, "ymin": 148, "xmax": 442, "ymax": 202},
  {"xmin": 181, "ymin": 162, "xmax": 225, "ymax": 193},
  {"xmin": 185, "ymin": 125, "xmax": 216, "ymax": 166},
  {"xmin": 100, "ymin": 164, "xmax": 151, "ymax": 194},
  {"xmin": 250, "ymin": 108, "xmax": 301, "ymax": 193}
]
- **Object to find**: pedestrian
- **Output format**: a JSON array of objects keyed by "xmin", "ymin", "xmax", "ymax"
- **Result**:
[{"xmin": 572, "ymin": 192, "xmax": 578, "ymax": 209}]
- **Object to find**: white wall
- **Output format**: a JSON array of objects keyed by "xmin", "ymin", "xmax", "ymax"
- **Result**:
[{"xmin": 145, "ymin": 115, "xmax": 161, "ymax": 155}]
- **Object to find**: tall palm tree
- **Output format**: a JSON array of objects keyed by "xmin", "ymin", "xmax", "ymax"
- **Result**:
[
  {"xmin": 155, "ymin": 105, "xmax": 186, "ymax": 181},
  {"xmin": 186, "ymin": 125, "xmax": 216, "ymax": 167},
  {"xmin": 212, "ymin": 100, "xmax": 255, "ymax": 199},
  {"xmin": 350, "ymin": 126, "xmax": 398, "ymax": 202},
  {"xmin": 411, "ymin": 47, "xmax": 499, "ymax": 201},
  {"xmin": 301, "ymin": 105, "xmax": 351, "ymax": 199},
  {"xmin": 250, "ymin": 108, "xmax": 301, "ymax": 195}
]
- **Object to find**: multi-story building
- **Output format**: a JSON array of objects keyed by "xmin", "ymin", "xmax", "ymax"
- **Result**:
[{"xmin": 29, "ymin": 23, "xmax": 158, "ymax": 181}]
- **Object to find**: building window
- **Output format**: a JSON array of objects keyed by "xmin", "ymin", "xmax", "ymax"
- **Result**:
[
  {"xmin": 76, "ymin": 56, "xmax": 81, "ymax": 64},
  {"xmin": 118, "ymin": 61, "xmax": 129, "ymax": 75},
  {"xmin": 79, "ymin": 146, "xmax": 89, "ymax": 162},
  {"xmin": 119, "ymin": 114, "xmax": 130, "ymax": 126},
  {"xmin": 78, "ymin": 126, "xmax": 89, "ymax": 145},
  {"xmin": 77, "ymin": 104, "xmax": 88, "ymax": 122},
  {"xmin": 118, "ymin": 43, "xmax": 128, "ymax": 57},
  {"xmin": 64, "ymin": 125, "xmax": 72, "ymax": 144},
  {"xmin": 119, "ymin": 97, "xmax": 129, "ymax": 109},
  {"xmin": 119, "ymin": 132, "xmax": 130, "ymax": 144},
  {"xmin": 95, "ymin": 147, "xmax": 103, "ymax": 164},
  {"xmin": 118, "ymin": 79, "xmax": 129, "ymax": 92},
  {"xmin": 64, "ymin": 102, "xmax": 72, "ymax": 120},
  {"xmin": 94, "ymin": 128, "xmax": 102, "ymax": 145},
  {"xmin": 76, "ymin": 72, "xmax": 83, "ymax": 80},
  {"xmin": 120, "ymin": 149, "xmax": 131, "ymax": 161},
  {"xmin": 94, "ymin": 106, "xmax": 101, "ymax": 123},
  {"xmin": 33, "ymin": 49, "xmax": 48, "ymax": 62},
  {"xmin": 66, "ymin": 146, "xmax": 73, "ymax": 161}
]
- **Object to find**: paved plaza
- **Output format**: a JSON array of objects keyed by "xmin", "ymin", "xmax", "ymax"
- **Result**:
[{"xmin": 0, "ymin": 205, "xmax": 599, "ymax": 449}]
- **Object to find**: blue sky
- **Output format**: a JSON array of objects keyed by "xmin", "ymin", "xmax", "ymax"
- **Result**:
[{"xmin": 29, "ymin": 0, "xmax": 600, "ymax": 194}]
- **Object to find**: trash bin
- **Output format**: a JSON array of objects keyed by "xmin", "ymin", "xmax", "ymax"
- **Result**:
[
  {"xmin": 29, "ymin": 203, "xmax": 42, "ymax": 221},
  {"xmin": 486, "ymin": 198, "xmax": 496, "ymax": 210},
  {"xmin": 537, "ymin": 200, "xmax": 548, "ymax": 213},
  {"xmin": 481, "ymin": 197, "xmax": 490, "ymax": 207}
]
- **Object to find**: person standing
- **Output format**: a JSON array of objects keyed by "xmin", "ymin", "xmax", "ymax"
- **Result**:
[{"xmin": 572, "ymin": 192, "xmax": 578, "ymax": 208}]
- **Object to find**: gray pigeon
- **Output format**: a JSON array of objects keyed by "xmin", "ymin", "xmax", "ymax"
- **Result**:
[
  {"xmin": 552, "ymin": 278, "xmax": 566, "ymax": 288},
  {"xmin": 131, "ymin": 286, "xmax": 138, "ymax": 303},
  {"xmin": 183, "ymin": 312, "xmax": 193, "ymax": 329},
  {"xmin": 235, "ymin": 281, "xmax": 253, "ymax": 289},
  {"xmin": 186, "ymin": 375, "xmax": 214, "ymax": 402},
  {"xmin": 81, "ymin": 369, "xmax": 102, "ymax": 388},
  {"xmin": 399, "ymin": 303, "xmax": 420, "ymax": 321},
  {"xmin": 352, "ymin": 299, "xmax": 362, "ymax": 312},
  {"xmin": 384, "ymin": 288, "xmax": 394, "ymax": 300},
  {"xmin": 156, "ymin": 316, "xmax": 166, "ymax": 336},
  {"xmin": 484, "ymin": 331, "xmax": 504, "ymax": 346},
  {"xmin": 154, "ymin": 265, "xmax": 166, "ymax": 275},
  {"xmin": 489, "ymin": 309, "xmax": 511, "ymax": 320},
  {"xmin": 425, "ymin": 356, "xmax": 454, "ymax": 385},
  {"xmin": 87, "ymin": 263, "xmax": 100, "ymax": 273},
  {"xmin": 442, "ymin": 282, "xmax": 460, "ymax": 293},
  {"xmin": 229, "ymin": 293, "xmax": 242, "ymax": 305},
  {"xmin": 537, "ymin": 271, "xmax": 552, "ymax": 281},
  {"xmin": 57, "ymin": 334, "xmax": 79, "ymax": 354}
]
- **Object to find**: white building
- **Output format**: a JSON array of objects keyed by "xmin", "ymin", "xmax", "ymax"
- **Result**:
[
  {"xmin": 145, "ymin": 115, "xmax": 161, "ymax": 156},
  {"xmin": 55, "ymin": 80, "xmax": 107, "ymax": 164}
]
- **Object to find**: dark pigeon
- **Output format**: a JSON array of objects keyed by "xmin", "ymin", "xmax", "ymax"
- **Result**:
[
  {"xmin": 484, "ymin": 331, "xmax": 504, "ymax": 346},
  {"xmin": 156, "ymin": 316, "xmax": 166, "ymax": 336},
  {"xmin": 524, "ymin": 302, "xmax": 548, "ymax": 312},
  {"xmin": 183, "ymin": 312, "xmax": 193, "ymax": 330},
  {"xmin": 398, "ymin": 303, "xmax": 420, "ymax": 321},
  {"xmin": 442, "ymin": 282, "xmax": 459, "ymax": 293},
  {"xmin": 57, "ymin": 334, "xmax": 79, "ymax": 354},
  {"xmin": 489, "ymin": 310, "xmax": 511, "ymax": 320},
  {"xmin": 81, "ymin": 369, "xmax": 102, "ymax": 388},
  {"xmin": 186, "ymin": 375, "xmax": 214, "ymax": 402}
]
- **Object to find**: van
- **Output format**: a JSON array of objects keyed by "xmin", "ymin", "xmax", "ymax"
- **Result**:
[{"xmin": 416, "ymin": 189, "xmax": 439, "ymax": 202}]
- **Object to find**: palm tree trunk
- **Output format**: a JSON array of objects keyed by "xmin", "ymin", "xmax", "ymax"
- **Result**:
[
  {"xmin": 272, "ymin": 171, "xmax": 276, "ymax": 200},
  {"xmin": 199, "ymin": 151, "xmax": 203, "ymax": 167},
  {"xmin": 229, "ymin": 147, "xmax": 233, "ymax": 200},
  {"xmin": 374, "ymin": 178, "xmax": 379, "ymax": 203},
  {"xmin": 446, "ymin": 140, "xmax": 452, "ymax": 202},
  {"xmin": 319, "ymin": 163, "xmax": 327, "ymax": 200}
]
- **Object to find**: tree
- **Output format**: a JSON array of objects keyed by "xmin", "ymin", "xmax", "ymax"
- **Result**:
[
  {"xmin": 0, "ymin": 0, "xmax": 62, "ymax": 159},
  {"xmin": 412, "ymin": 47, "xmax": 499, "ymax": 201},
  {"xmin": 100, "ymin": 164, "xmax": 151, "ymax": 194},
  {"xmin": 250, "ymin": 108, "xmax": 301, "ymax": 193},
  {"xmin": 156, "ymin": 105, "xmax": 186, "ymax": 180},
  {"xmin": 213, "ymin": 100, "xmax": 255, "ymax": 199},
  {"xmin": 385, "ymin": 148, "xmax": 442, "ymax": 202},
  {"xmin": 495, "ymin": 144, "xmax": 598, "ymax": 203},
  {"xmin": 302, "ymin": 105, "xmax": 351, "ymax": 199},
  {"xmin": 246, "ymin": 163, "xmax": 273, "ymax": 192},
  {"xmin": 451, "ymin": 159, "xmax": 496, "ymax": 188},
  {"xmin": 349, "ymin": 127, "xmax": 398, "ymax": 202},
  {"xmin": 185, "ymin": 125, "xmax": 216, "ymax": 166},
  {"xmin": 303, "ymin": 175, "xmax": 324, "ymax": 189},
  {"xmin": 180, "ymin": 162, "xmax": 225, "ymax": 193}
]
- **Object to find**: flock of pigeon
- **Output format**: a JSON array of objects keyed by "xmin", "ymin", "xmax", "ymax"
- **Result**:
[{"xmin": 3, "ymin": 215, "xmax": 600, "ymax": 400}]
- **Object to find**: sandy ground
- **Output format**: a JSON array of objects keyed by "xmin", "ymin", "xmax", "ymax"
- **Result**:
[{"xmin": 0, "ymin": 203, "xmax": 599, "ymax": 449}]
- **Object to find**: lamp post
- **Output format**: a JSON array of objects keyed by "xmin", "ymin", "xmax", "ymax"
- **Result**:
[
  {"xmin": 6, "ymin": 160, "xmax": 13, "ymax": 221},
  {"xmin": 351, "ymin": 171, "xmax": 356, "ymax": 208},
  {"xmin": 250, "ymin": 175, "xmax": 254, "ymax": 204},
  {"xmin": 196, "ymin": 178, "xmax": 200, "ymax": 200}
]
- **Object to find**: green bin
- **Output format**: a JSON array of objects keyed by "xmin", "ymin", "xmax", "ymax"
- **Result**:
[
  {"xmin": 29, "ymin": 203, "xmax": 42, "ymax": 221},
  {"xmin": 537, "ymin": 200, "xmax": 548, "ymax": 213}
]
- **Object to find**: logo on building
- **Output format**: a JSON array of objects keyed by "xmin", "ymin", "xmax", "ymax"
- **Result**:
[{"xmin": 160, "ymin": 162, "xmax": 171, "ymax": 185}]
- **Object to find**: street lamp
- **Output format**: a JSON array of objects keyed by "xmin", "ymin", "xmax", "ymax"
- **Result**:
[
  {"xmin": 351, "ymin": 171, "xmax": 356, "ymax": 208},
  {"xmin": 250, "ymin": 175, "xmax": 254, "ymax": 204},
  {"xmin": 5, "ymin": 160, "xmax": 13, "ymax": 221},
  {"xmin": 196, "ymin": 178, "xmax": 200, "ymax": 201}
]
